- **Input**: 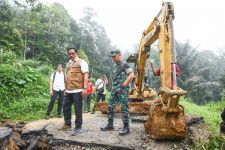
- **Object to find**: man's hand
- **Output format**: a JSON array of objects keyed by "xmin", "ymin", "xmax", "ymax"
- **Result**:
[
  {"xmin": 50, "ymin": 90, "xmax": 53, "ymax": 96},
  {"xmin": 150, "ymin": 59, "xmax": 154, "ymax": 65},
  {"xmin": 115, "ymin": 83, "xmax": 125, "ymax": 94},
  {"xmin": 82, "ymin": 89, "xmax": 87, "ymax": 97}
]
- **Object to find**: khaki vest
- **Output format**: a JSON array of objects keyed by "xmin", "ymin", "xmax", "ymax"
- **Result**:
[{"xmin": 65, "ymin": 58, "xmax": 84, "ymax": 90}]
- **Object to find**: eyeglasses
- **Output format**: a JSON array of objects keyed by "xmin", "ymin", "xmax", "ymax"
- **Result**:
[{"xmin": 68, "ymin": 52, "xmax": 75, "ymax": 55}]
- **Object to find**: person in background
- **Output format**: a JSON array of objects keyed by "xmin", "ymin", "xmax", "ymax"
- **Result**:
[
  {"xmin": 83, "ymin": 79, "xmax": 93, "ymax": 113},
  {"xmin": 58, "ymin": 47, "xmax": 89, "ymax": 137},
  {"xmin": 150, "ymin": 59, "xmax": 180, "ymax": 88},
  {"xmin": 95, "ymin": 75, "xmax": 108, "ymax": 102},
  {"xmin": 100, "ymin": 49, "xmax": 134, "ymax": 136},
  {"xmin": 45, "ymin": 64, "xmax": 65, "ymax": 120}
]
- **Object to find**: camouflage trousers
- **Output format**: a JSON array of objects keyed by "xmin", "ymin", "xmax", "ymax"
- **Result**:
[{"xmin": 107, "ymin": 88, "xmax": 129, "ymax": 124}]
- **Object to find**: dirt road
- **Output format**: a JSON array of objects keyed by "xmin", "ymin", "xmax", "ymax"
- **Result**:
[{"xmin": 19, "ymin": 112, "xmax": 207, "ymax": 150}]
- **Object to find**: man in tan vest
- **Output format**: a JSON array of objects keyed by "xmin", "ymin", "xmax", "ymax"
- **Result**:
[{"xmin": 58, "ymin": 47, "xmax": 89, "ymax": 136}]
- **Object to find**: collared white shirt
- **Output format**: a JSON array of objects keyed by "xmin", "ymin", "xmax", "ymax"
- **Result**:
[
  {"xmin": 66, "ymin": 57, "xmax": 89, "ymax": 93},
  {"xmin": 95, "ymin": 79, "xmax": 107, "ymax": 94},
  {"xmin": 50, "ymin": 71, "xmax": 65, "ymax": 91}
]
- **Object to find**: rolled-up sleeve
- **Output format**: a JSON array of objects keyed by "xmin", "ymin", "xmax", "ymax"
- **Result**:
[
  {"xmin": 80, "ymin": 60, "xmax": 89, "ymax": 73},
  {"xmin": 125, "ymin": 63, "xmax": 133, "ymax": 74}
]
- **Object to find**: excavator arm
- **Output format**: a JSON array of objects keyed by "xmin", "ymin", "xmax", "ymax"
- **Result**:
[{"xmin": 128, "ymin": 3, "xmax": 177, "ymax": 101}]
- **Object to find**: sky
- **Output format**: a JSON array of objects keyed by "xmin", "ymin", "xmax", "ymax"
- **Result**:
[{"xmin": 44, "ymin": 0, "xmax": 225, "ymax": 52}]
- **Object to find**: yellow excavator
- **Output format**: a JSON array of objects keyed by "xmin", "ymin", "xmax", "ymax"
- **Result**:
[
  {"xmin": 128, "ymin": 2, "xmax": 187, "ymax": 140},
  {"xmin": 141, "ymin": 2, "xmax": 187, "ymax": 140},
  {"xmin": 94, "ymin": 2, "xmax": 187, "ymax": 140}
]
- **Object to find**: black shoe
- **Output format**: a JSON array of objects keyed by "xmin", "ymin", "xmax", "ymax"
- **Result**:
[
  {"xmin": 119, "ymin": 126, "xmax": 130, "ymax": 136},
  {"xmin": 45, "ymin": 115, "xmax": 50, "ymax": 120},
  {"xmin": 91, "ymin": 110, "xmax": 95, "ymax": 114},
  {"xmin": 100, "ymin": 123, "xmax": 114, "ymax": 131},
  {"xmin": 71, "ymin": 128, "xmax": 82, "ymax": 136}
]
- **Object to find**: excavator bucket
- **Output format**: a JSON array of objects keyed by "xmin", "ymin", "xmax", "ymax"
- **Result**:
[
  {"xmin": 145, "ymin": 102, "xmax": 187, "ymax": 140},
  {"xmin": 144, "ymin": 87, "xmax": 187, "ymax": 140}
]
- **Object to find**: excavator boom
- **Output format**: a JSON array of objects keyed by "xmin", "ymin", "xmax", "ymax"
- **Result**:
[{"xmin": 141, "ymin": 2, "xmax": 187, "ymax": 140}]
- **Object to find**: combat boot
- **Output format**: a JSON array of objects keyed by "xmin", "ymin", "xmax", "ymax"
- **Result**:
[
  {"xmin": 119, "ymin": 123, "xmax": 130, "ymax": 136},
  {"xmin": 100, "ymin": 120, "xmax": 114, "ymax": 131}
]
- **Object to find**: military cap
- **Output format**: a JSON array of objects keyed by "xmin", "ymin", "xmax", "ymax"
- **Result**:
[{"xmin": 110, "ymin": 49, "xmax": 121, "ymax": 57}]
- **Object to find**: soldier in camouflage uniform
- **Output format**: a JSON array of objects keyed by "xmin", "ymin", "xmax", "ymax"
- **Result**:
[{"xmin": 100, "ymin": 49, "xmax": 134, "ymax": 136}]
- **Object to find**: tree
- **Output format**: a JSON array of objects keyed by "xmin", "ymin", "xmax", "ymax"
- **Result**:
[
  {"xmin": 176, "ymin": 41, "xmax": 223, "ymax": 104},
  {"xmin": 0, "ymin": 0, "xmax": 23, "ymax": 54},
  {"xmin": 12, "ymin": 2, "xmax": 72, "ymax": 64},
  {"xmin": 78, "ymin": 7, "xmax": 113, "ymax": 79}
]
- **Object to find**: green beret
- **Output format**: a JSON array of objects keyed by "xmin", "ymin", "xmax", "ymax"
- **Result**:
[{"xmin": 110, "ymin": 49, "xmax": 121, "ymax": 57}]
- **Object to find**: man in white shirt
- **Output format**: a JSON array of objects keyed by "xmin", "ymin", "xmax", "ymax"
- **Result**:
[
  {"xmin": 95, "ymin": 75, "xmax": 108, "ymax": 102},
  {"xmin": 45, "ymin": 64, "xmax": 65, "ymax": 119},
  {"xmin": 58, "ymin": 47, "xmax": 89, "ymax": 136}
]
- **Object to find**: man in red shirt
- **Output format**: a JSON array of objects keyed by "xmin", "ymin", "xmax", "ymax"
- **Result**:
[
  {"xmin": 83, "ymin": 79, "xmax": 93, "ymax": 112},
  {"xmin": 150, "ymin": 60, "xmax": 180, "ymax": 88}
]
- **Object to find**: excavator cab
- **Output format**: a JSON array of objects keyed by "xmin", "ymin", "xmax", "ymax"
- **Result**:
[{"xmin": 127, "ymin": 53, "xmax": 157, "ymax": 102}]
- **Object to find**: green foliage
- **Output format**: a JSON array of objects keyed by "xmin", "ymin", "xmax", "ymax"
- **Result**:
[
  {"xmin": 181, "ymin": 98, "xmax": 225, "ymax": 149},
  {"xmin": 175, "ymin": 41, "xmax": 223, "ymax": 104},
  {"xmin": 0, "ymin": 97, "xmax": 49, "ymax": 121},
  {"xmin": 0, "ymin": 0, "xmax": 14, "ymax": 22},
  {"xmin": 0, "ymin": 50, "xmax": 17, "ymax": 65},
  {"xmin": 36, "ymin": 64, "xmax": 52, "ymax": 75},
  {"xmin": 19, "ymin": 59, "xmax": 53, "ymax": 75},
  {"xmin": 19, "ymin": 59, "xmax": 41, "ymax": 68},
  {"xmin": 181, "ymin": 98, "xmax": 225, "ymax": 132},
  {"xmin": 0, "ymin": 0, "xmax": 24, "ymax": 55},
  {"xmin": 2, "ymin": 1, "xmax": 114, "ymax": 79},
  {"xmin": 12, "ymin": 2, "xmax": 72, "ymax": 64},
  {"xmin": 78, "ymin": 48, "xmax": 90, "ymax": 64},
  {"xmin": 0, "ymin": 64, "xmax": 48, "ymax": 105},
  {"xmin": 90, "ymin": 77, "xmax": 96, "ymax": 84},
  {"xmin": 194, "ymin": 134, "xmax": 225, "ymax": 150}
]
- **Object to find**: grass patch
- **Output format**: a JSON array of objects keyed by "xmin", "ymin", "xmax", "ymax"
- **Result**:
[
  {"xmin": 0, "ymin": 97, "xmax": 50, "ymax": 121},
  {"xmin": 0, "ymin": 90, "xmax": 110, "ymax": 122},
  {"xmin": 180, "ymin": 98, "xmax": 225, "ymax": 150},
  {"xmin": 194, "ymin": 134, "xmax": 225, "ymax": 150},
  {"xmin": 180, "ymin": 98, "xmax": 224, "ymax": 132}
]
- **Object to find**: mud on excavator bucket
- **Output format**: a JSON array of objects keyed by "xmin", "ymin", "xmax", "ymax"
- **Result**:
[{"xmin": 144, "ymin": 87, "xmax": 187, "ymax": 140}]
